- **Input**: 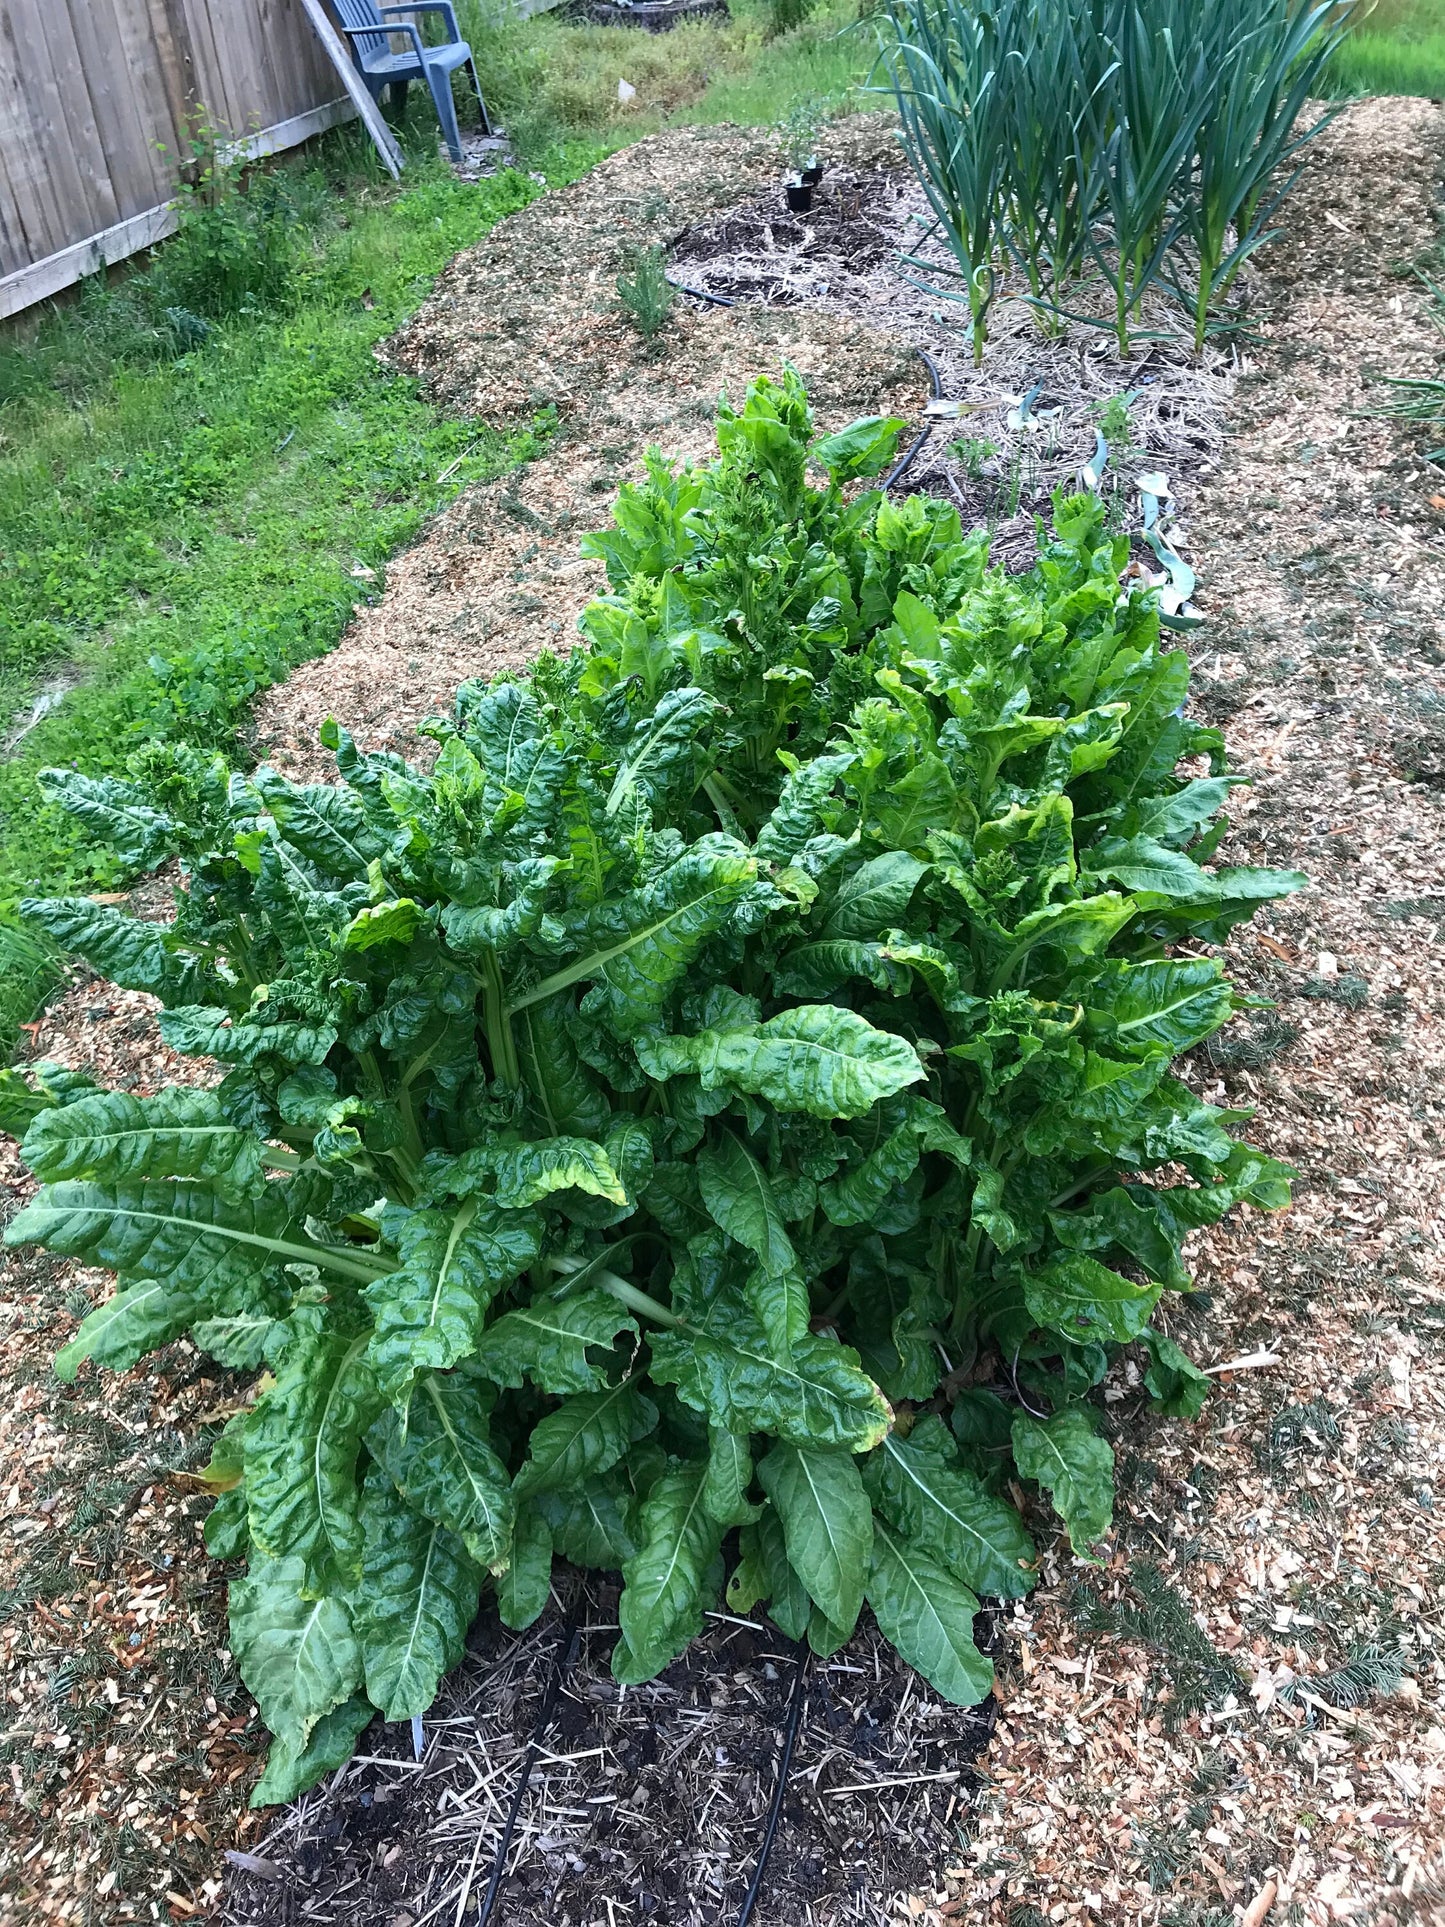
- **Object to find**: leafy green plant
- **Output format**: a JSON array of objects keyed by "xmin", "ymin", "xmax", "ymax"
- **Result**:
[
  {"xmin": 155, "ymin": 128, "xmax": 312, "ymax": 322},
  {"xmin": 2, "ymin": 372, "xmax": 1301, "ymax": 1801},
  {"xmin": 616, "ymin": 244, "xmax": 677, "ymax": 342},
  {"xmin": 947, "ymin": 433, "xmax": 999, "ymax": 479},
  {"xmin": 874, "ymin": 0, "xmax": 1012, "ymax": 362},
  {"xmin": 778, "ymin": 94, "xmax": 825, "ymax": 171}
]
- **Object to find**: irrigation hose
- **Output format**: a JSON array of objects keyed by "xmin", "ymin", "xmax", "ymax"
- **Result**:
[
  {"xmin": 663, "ymin": 274, "xmax": 943, "ymax": 499},
  {"xmin": 735, "ymin": 1642, "xmax": 812, "ymax": 1927},
  {"xmin": 476, "ymin": 1614, "xmax": 581, "ymax": 1927},
  {"xmin": 881, "ymin": 346, "xmax": 943, "ymax": 493}
]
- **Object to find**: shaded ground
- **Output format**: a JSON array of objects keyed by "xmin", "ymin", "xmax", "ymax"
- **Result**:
[
  {"xmin": 1, "ymin": 96, "xmax": 1443, "ymax": 1927},
  {"xmin": 227, "ymin": 1588, "xmax": 997, "ymax": 1927}
]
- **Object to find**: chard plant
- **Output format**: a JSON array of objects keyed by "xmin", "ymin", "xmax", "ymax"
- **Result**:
[{"xmin": 1, "ymin": 373, "xmax": 1303, "ymax": 1804}]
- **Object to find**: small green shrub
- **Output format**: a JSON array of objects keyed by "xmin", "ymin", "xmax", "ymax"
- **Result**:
[
  {"xmin": 2, "ymin": 373, "xmax": 1300, "ymax": 1801},
  {"xmin": 616, "ymin": 244, "xmax": 676, "ymax": 341},
  {"xmin": 156, "ymin": 157, "xmax": 307, "ymax": 321}
]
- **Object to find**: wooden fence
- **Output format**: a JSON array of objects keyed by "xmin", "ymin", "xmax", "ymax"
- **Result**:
[{"xmin": 0, "ymin": 0, "xmax": 357, "ymax": 319}]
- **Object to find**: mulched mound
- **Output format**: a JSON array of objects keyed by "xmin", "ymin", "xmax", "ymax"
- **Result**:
[{"xmin": 227, "ymin": 1587, "xmax": 996, "ymax": 1927}]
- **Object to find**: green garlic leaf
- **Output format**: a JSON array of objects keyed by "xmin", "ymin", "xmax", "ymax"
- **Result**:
[
  {"xmin": 757, "ymin": 1443, "xmax": 872, "ymax": 1637},
  {"xmin": 354, "ymin": 1472, "xmax": 483, "ymax": 1721},
  {"xmin": 867, "ymin": 1519, "xmax": 993, "ymax": 1705},
  {"xmin": 1010, "ymin": 1407, "xmax": 1114, "ymax": 1556}
]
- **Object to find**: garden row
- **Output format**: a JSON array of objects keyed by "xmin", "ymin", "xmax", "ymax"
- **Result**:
[
  {"xmin": 875, "ymin": 0, "xmax": 1350, "ymax": 356},
  {"xmin": 0, "ymin": 373, "xmax": 1303, "ymax": 1800}
]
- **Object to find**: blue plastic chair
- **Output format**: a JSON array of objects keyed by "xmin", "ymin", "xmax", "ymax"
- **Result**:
[{"xmin": 333, "ymin": 0, "xmax": 490, "ymax": 163}]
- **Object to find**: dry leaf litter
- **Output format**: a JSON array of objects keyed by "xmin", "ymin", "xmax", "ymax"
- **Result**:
[{"xmin": 1, "ymin": 97, "xmax": 1442, "ymax": 1927}]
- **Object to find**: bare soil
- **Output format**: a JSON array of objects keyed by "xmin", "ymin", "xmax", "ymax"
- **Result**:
[{"xmin": 2, "ymin": 97, "xmax": 1444, "ymax": 1927}]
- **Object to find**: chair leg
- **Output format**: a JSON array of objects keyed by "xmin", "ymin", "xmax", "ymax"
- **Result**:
[
  {"xmin": 422, "ymin": 60, "xmax": 464, "ymax": 164},
  {"xmin": 468, "ymin": 57, "xmax": 492, "ymax": 137}
]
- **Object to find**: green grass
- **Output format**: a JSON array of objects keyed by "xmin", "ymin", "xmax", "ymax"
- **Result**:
[
  {"xmin": 0, "ymin": 0, "xmax": 878, "ymax": 1054},
  {"xmin": 1324, "ymin": 0, "xmax": 1445, "ymax": 96}
]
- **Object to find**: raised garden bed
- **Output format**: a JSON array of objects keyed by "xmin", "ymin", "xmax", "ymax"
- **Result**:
[{"xmin": 561, "ymin": 0, "xmax": 727, "ymax": 30}]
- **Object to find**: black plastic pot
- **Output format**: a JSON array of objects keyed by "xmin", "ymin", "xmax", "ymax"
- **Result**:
[
  {"xmin": 801, "ymin": 160, "xmax": 823, "ymax": 187},
  {"xmin": 784, "ymin": 180, "xmax": 813, "ymax": 213}
]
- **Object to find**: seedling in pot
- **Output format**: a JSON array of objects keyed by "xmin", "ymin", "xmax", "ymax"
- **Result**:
[
  {"xmin": 785, "ymin": 180, "xmax": 814, "ymax": 213},
  {"xmin": 779, "ymin": 97, "xmax": 826, "ymax": 190}
]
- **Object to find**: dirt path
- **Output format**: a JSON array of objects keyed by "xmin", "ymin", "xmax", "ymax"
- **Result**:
[{"xmin": 1, "ymin": 98, "xmax": 1443, "ymax": 1927}]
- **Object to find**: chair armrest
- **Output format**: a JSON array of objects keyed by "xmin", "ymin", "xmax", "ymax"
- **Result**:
[
  {"xmin": 338, "ymin": 17, "xmax": 425, "ymax": 57},
  {"xmin": 378, "ymin": 2, "xmax": 461, "ymax": 42}
]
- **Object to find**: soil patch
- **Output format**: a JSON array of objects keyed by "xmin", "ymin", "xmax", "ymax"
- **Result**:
[
  {"xmin": 226, "ymin": 1584, "xmax": 997, "ymax": 1927},
  {"xmin": 669, "ymin": 167, "xmax": 1235, "ymax": 566}
]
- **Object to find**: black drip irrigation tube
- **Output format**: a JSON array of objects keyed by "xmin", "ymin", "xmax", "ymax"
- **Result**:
[
  {"xmin": 476, "ymin": 1615, "xmax": 581, "ymax": 1927},
  {"xmin": 471, "ymin": 1618, "xmax": 810, "ymax": 1927},
  {"xmin": 736, "ymin": 1642, "xmax": 811, "ymax": 1927},
  {"xmin": 663, "ymin": 274, "xmax": 943, "ymax": 498}
]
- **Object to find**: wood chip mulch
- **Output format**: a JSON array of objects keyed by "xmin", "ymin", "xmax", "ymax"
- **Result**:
[{"xmin": 1, "ymin": 96, "xmax": 1443, "ymax": 1927}]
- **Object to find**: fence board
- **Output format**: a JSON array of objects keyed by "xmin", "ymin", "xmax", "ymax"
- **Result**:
[{"xmin": 0, "ymin": 0, "xmax": 390, "ymax": 317}]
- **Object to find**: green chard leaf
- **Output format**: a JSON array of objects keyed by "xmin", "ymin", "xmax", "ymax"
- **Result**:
[
  {"xmin": 354, "ymin": 1471, "xmax": 483, "ymax": 1721},
  {"xmin": 866, "ymin": 1520, "xmax": 993, "ymax": 1705},
  {"xmin": 1010, "ymin": 1407, "xmax": 1114, "ymax": 1556},
  {"xmin": 637, "ymin": 1005, "xmax": 925, "ymax": 1121},
  {"xmin": 365, "ymin": 1200, "xmax": 543, "ymax": 1404},
  {"xmin": 864, "ymin": 1419, "xmax": 1035, "ymax": 1599},
  {"xmin": 472, "ymin": 1288, "xmax": 639, "ymax": 1396},
  {"xmin": 367, "ymin": 1374, "xmax": 515, "ymax": 1570},
  {"xmin": 228, "ymin": 1552, "xmax": 362, "ymax": 1753},
  {"xmin": 614, "ymin": 1460, "xmax": 725, "ymax": 1683},
  {"xmin": 757, "ymin": 1443, "xmax": 873, "ymax": 1638},
  {"xmin": 245, "ymin": 1310, "xmax": 379, "ymax": 1595}
]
